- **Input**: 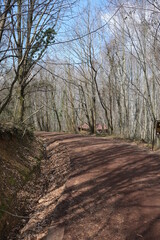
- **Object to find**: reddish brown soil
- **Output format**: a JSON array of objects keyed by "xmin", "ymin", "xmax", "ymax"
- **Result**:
[
  {"xmin": 38, "ymin": 133, "xmax": 160, "ymax": 240},
  {"xmin": 0, "ymin": 126, "xmax": 43, "ymax": 239},
  {"xmin": 9, "ymin": 132, "xmax": 160, "ymax": 240}
]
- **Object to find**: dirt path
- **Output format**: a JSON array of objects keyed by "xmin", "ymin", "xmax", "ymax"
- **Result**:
[{"xmin": 38, "ymin": 133, "xmax": 160, "ymax": 240}]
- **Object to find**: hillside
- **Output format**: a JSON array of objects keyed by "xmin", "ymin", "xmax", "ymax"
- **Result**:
[{"xmin": 0, "ymin": 125, "xmax": 43, "ymax": 239}]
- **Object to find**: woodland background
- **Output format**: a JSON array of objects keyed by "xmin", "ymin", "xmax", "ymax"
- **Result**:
[{"xmin": 0, "ymin": 0, "xmax": 160, "ymax": 143}]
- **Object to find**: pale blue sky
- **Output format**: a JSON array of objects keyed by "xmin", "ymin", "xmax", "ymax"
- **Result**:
[{"xmin": 48, "ymin": 0, "xmax": 110, "ymax": 62}]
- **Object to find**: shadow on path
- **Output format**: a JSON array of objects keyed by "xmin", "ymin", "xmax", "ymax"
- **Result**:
[{"xmin": 41, "ymin": 133, "xmax": 160, "ymax": 240}]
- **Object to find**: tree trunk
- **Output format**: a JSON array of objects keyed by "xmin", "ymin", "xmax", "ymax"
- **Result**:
[{"xmin": 16, "ymin": 84, "xmax": 25, "ymax": 123}]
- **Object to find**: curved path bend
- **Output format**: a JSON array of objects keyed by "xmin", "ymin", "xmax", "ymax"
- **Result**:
[{"xmin": 38, "ymin": 133, "xmax": 160, "ymax": 240}]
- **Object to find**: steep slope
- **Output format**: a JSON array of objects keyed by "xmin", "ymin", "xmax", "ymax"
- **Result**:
[{"xmin": 0, "ymin": 125, "xmax": 43, "ymax": 239}]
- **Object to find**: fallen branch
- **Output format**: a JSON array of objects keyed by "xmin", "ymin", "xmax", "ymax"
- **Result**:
[
  {"xmin": 22, "ymin": 105, "xmax": 44, "ymax": 124},
  {"xmin": 0, "ymin": 209, "xmax": 29, "ymax": 219}
]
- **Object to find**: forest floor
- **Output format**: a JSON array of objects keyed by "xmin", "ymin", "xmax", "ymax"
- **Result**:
[{"xmin": 3, "ymin": 132, "xmax": 160, "ymax": 239}]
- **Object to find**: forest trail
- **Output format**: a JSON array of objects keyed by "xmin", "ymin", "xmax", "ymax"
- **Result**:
[{"xmin": 33, "ymin": 132, "xmax": 160, "ymax": 240}]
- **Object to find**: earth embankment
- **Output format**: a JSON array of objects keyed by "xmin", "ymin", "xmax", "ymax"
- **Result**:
[{"xmin": 0, "ymin": 125, "xmax": 43, "ymax": 239}]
